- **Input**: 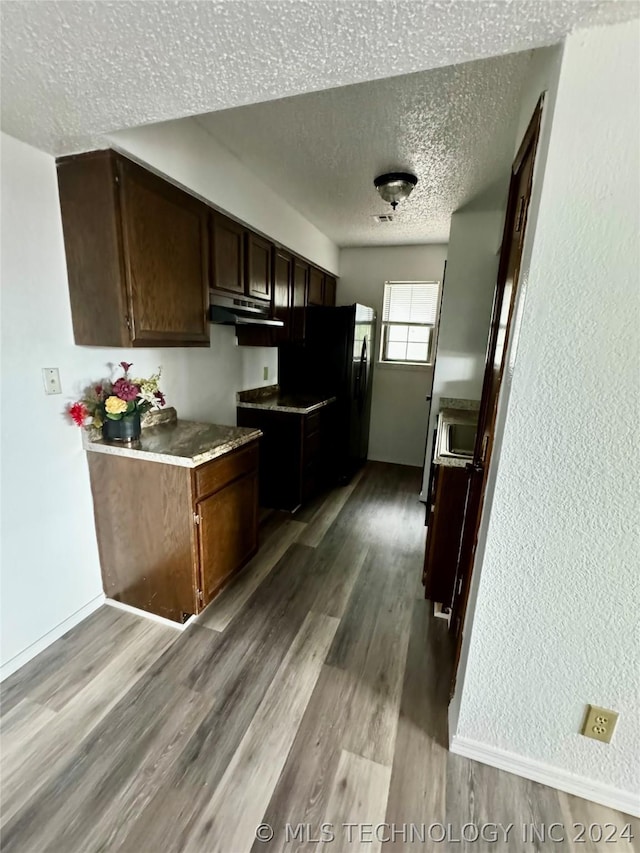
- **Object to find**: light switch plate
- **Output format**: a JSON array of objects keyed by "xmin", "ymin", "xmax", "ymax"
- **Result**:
[
  {"xmin": 42, "ymin": 367, "xmax": 62, "ymax": 395},
  {"xmin": 581, "ymin": 704, "xmax": 619, "ymax": 743},
  {"xmin": 263, "ymin": 366, "xmax": 269, "ymax": 381}
]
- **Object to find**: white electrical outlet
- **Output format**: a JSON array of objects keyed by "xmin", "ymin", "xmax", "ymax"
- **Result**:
[{"xmin": 42, "ymin": 367, "xmax": 62, "ymax": 395}]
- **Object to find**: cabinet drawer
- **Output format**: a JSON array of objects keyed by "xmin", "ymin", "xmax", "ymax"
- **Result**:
[
  {"xmin": 304, "ymin": 410, "xmax": 322, "ymax": 437},
  {"xmin": 194, "ymin": 441, "xmax": 258, "ymax": 500},
  {"xmin": 303, "ymin": 429, "xmax": 322, "ymax": 464}
]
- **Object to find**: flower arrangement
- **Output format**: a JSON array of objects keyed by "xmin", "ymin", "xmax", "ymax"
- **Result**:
[{"xmin": 68, "ymin": 362, "xmax": 166, "ymax": 433}]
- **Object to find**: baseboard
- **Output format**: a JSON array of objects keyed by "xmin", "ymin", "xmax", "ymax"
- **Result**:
[
  {"xmin": 450, "ymin": 735, "xmax": 640, "ymax": 818},
  {"xmin": 0, "ymin": 593, "xmax": 105, "ymax": 682},
  {"xmin": 104, "ymin": 598, "xmax": 195, "ymax": 631},
  {"xmin": 367, "ymin": 453, "xmax": 424, "ymax": 470}
]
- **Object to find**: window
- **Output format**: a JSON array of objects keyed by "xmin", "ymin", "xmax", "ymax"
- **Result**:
[{"xmin": 380, "ymin": 280, "xmax": 440, "ymax": 365}]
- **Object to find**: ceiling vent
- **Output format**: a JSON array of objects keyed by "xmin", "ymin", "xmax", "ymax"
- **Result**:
[{"xmin": 373, "ymin": 213, "xmax": 394, "ymax": 223}]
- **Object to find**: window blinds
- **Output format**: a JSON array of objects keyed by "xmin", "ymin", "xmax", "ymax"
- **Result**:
[{"xmin": 382, "ymin": 282, "xmax": 440, "ymax": 325}]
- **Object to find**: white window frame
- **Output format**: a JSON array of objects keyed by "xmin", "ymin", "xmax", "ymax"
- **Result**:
[{"xmin": 379, "ymin": 280, "xmax": 441, "ymax": 369}]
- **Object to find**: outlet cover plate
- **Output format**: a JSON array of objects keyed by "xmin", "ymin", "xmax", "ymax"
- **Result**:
[
  {"xmin": 581, "ymin": 704, "xmax": 619, "ymax": 743},
  {"xmin": 42, "ymin": 367, "xmax": 62, "ymax": 395}
]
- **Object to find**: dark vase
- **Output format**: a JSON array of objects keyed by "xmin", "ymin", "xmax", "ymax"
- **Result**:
[{"xmin": 102, "ymin": 411, "xmax": 141, "ymax": 443}]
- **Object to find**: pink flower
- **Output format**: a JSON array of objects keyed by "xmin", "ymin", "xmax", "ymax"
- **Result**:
[
  {"xmin": 112, "ymin": 378, "xmax": 140, "ymax": 402},
  {"xmin": 120, "ymin": 361, "xmax": 133, "ymax": 374},
  {"xmin": 68, "ymin": 401, "xmax": 89, "ymax": 427},
  {"xmin": 154, "ymin": 390, "xmax": 166, "ymax": 407}
]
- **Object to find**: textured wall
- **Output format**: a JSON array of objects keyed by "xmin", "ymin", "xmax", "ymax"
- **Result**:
[
  {"xmin": 338, "ymin": 245, "xmax": 447, "ymax": 468},
  {"xmin": 421, "ymin": 208, "xmax": 505, "ymax": 494},
  {"xmin": 455, "ymin": 21, "xmax": 640, "ymax": 797},
  {"xmin": 109, "ymin": 119, "xmax": 339, "ymax": 274},
  {"xmin": 196, "ymin": 53, "xmax": 530, "ymax": 247}
]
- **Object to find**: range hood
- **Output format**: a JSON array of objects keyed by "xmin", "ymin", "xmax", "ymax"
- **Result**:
[{"xmin": 209, "ymin": 291, "xmax": 284, "ymax": 327}]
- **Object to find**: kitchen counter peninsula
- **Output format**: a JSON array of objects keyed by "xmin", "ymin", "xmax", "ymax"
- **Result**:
[
  {"xmin": 237, "ymin": 384, "xmax": 335, "ymax": 415},
  {"xmin": 84, "ymin": 414, "xmax": 261, "ymax": 623}
]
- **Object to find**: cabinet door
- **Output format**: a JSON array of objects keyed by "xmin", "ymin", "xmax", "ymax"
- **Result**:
[
  {"xmin": 237, "ymin": 408, "xmax": 303, "ymax": 512},
  {"xmin": 273, "ymin": 248, "xmax": 293, "ymax": 342},
  {"xmin": 211, "ymin": 213, "xmax": 245, "ymax": 295},
  {"xmin": 422, "ymin": 465, "xmax": 439, "ymax": 588},
  {"xmin": 117, "ymin": 158, "xmax": 209, "ymax": 345},
  {"xmin": 308, "ymin": 266, "xmax": 325, "ymax": 306},
  {"xmin": 422, "ymin": 466, "xmax": 467, "ymax": 607},
  {"xmin": 292, "ymin": 258, "xmax": 309, "ymax": 342},
  {"xmin": 324, "ymin": 275, "xmax": 337, "ymax": 306},
  {"xmin": 57, "ymin": 150, "xmax": 130, "ymax": 347},
  {"xmin": 302, "ymin": 421, "xmax": 322, "ymax": 503},
  {"xmin": 197, "ymin": 471, "xmax": 258, "ymax": 606},
  {"xmin": 246, "ymin": 233, "xmax": 273, "ymax": 301}
]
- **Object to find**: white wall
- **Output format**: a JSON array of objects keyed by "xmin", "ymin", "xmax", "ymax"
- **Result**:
[
  {"xmin": 0, "ymin": 125, "xmax": 333, "ymax": 677},
  {"xmin": 109, "ymin": 118, "xmax": 339, "ymax": 275},
  {"xmin": 338, "ymin": 245, "xmax": 447, "ymax": 468},
  {"xmin": 449, "ymin": 43, "xmax": 565, "ymax": 742},
  {"xmin": 452, "ymin": 24, "xmax": 639, "ymax": 810},
  {"xmin": 421, "ymin": 208, "xmax": 505, "ymax": 492}
]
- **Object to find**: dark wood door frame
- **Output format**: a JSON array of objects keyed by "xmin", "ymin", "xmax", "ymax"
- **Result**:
[{"xmin": 449, "ymin": 98, "xmax": 545, "ymax": 698}]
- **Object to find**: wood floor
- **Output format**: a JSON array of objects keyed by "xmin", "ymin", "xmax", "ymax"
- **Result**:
[{"xmin": 1, "ymin": 462, "xmax": 637, "ymax": 852}]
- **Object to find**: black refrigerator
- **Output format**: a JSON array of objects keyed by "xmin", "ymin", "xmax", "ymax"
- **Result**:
[{"xmin": 280, "ymin": 304, "xmax": 376, "ymax": 483}]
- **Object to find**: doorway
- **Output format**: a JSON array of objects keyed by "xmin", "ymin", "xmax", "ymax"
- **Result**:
[{"xmin": 449, "ymin": 98, "xmax": 545, "ymax": 695}]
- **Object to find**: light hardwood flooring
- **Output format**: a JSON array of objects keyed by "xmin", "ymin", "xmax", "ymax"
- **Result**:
[{"xmin": 1, "ymin": 462, "xmax": 637, "ymax": 852}]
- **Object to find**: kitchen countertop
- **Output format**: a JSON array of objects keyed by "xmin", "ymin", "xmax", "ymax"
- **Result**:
[
  {"xmin": 439, "ymin": 396, "xmax": 480, "ymax": 412},
  {"xmin": 237, "ymin": 384, "xmax": 336, "ymax": 415},
  {"xmin": 83, "ymin": 420, "xmax": 262, "ymax": 468},
  {"xmin": 433, "ymin": 406, "xmax": 479, "ymax": 469}
]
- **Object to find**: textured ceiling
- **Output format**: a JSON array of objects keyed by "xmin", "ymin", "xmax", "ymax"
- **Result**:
[
  {"xmin": 196, "ymin": 53, "xmax": 532, "ymax": 246},
  {"xmin": 2, "ymin": 0, "xmax": 639, "ymax": 156}
]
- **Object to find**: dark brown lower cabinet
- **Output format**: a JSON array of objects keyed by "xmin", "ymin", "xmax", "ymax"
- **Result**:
[
  {"xmin": 197, "ymin": 470, "xmax": 258, "ymax": 605},
  {"xmin": 237, "ymin": 405, "xmax": 336, "ymax": 512},
  {"xmin": 422, "ymin": 464, "xmax": 469, "ymax": 607},
  {"xmin": 87, "ymin": 440, "xmax": 259, "ymax": 622}
]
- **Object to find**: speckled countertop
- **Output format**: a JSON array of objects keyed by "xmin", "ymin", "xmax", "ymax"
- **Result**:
[
  {"xmin": 83, "ymin": 420, "xmax": 261, "ymax": 468},
  {"xmin": 433, "ymin": 403, "xmax": 479, "ymax": 469},
  {"xmin": 237, "ymin": 384, "xmax": 336, "ymax": 415},
  {"xmin": 439, "ymin": 397, "xmax": 480, "ymax": 412}
]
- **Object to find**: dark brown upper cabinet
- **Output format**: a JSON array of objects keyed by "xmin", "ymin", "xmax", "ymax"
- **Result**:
[
  {"xmin": 308, "ymin": 267, "xmax": 337, "ymax": 307},
  {"xmin": 211, "ymin": 212, "xmax": 245, "ymax": 296},
  {"xmin": 308, "ymin": 266, "xmax": 325, "ymax": 307},
  {"xmin": 292, "ymin": 258, "xmax": 309, "ymax": 342},
  {"xmin": 246, "ymin": 232, "xmax": 273, "ymax": 302},
  {"xmin": 272, "ymin": 248, "xmax": 293, "ymax": 342},
  {"xmin": 57, "ymin": 150, "xmax": 210, "ymax": 348},
  {"xmin": 324, "ymin": 275, "xmax": 337, "ymax": 306}
]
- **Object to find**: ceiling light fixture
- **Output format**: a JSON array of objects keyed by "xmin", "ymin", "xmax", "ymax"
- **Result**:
[{"xmin": 374, "ymin": 172, "xmax": 418, "ymax": 210}]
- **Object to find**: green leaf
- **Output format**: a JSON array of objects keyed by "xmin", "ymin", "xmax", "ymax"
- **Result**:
[
  {"xmin": 105, "ymin": 412, "xmax": 123, "ymax": 421},
  {"xmin": 126, "ymin": 400, "xmax": 136, "ymax": 414}
]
